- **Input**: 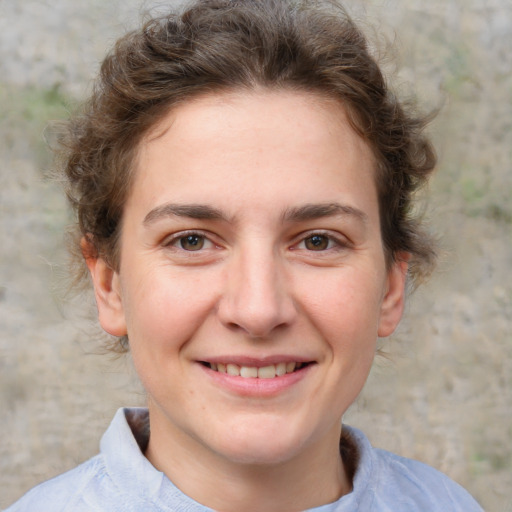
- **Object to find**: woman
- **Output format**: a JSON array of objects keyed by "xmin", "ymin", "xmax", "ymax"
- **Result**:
[{"xmin": 7, "ymin": 0, "xmax": 483, "ymax": 510}]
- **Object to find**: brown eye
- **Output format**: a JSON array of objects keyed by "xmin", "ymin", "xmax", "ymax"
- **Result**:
[
  {"xmin": 180, "ymin": 234, "xmax": 205, "ymax": 251},
  {"xmin": 304, "ymin": 235, "xmax": 330, "ymax": 251}
]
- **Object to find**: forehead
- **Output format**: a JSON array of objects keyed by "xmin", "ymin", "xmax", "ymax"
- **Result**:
[
  {"xmin": 130, "ymin": 89, "xmax": 377, "ymax": 219},
  {"xmin": 148, "ymin": 89, "xmax": 367, "ymax": 146}
]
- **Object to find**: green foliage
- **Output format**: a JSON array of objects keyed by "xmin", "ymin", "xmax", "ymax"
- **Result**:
[
  {"xmin": 443, "ymin": 44, "xmax": 474, "ymax": 97},
  {"xmin": 458, "ymin": 178, "xmax": 512, "ymax": 223},
  {"xmin": 0, "ymin": 83, "xmax": 73, "ymax": 168},
  {"xmin": 471, "ymin": 450, "xmax": 512, "ymax": 475},
  {"xmin": 461, "ymin": 178, "xmax": 485, "ymax": 205},
  {"xmin": 20, "ymin": 83, "xmax": 70, "ymax": 123}
]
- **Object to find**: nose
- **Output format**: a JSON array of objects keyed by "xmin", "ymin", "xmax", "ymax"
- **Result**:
[{"xmin": 217, "ymin": 245, "xmax": 297, "ymax": 338}]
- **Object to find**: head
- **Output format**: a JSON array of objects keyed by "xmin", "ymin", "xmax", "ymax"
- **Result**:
[
  {"xmin": 63, "ymin": 0, "xmax": 436, "ymax": 352},
  {"xmin": 60, "ymin": 1, "xmax": 438, "ymax": 499}
]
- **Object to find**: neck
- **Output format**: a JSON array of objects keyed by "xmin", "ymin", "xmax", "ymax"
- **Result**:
[{"xmin": 144, "ymin": 407, "xmax": 352, "ymax": 512}]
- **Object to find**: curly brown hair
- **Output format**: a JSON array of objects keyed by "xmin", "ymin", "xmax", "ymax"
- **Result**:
[{"xmin": 61, "ymin": 0, "xmax": 436, "ymax": 314}]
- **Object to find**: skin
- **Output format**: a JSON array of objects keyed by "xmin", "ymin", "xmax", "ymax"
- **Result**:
[{"xmin": 85, "ymin": 90, "xmax": 408, "ymax": 512}]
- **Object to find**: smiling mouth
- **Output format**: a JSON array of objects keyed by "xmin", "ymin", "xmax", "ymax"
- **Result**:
[{"xmin": 201, "ymin": 362, "xmax": 312, "ymax": 379}]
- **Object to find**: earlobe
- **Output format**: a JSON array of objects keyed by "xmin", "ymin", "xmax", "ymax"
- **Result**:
[
  {"xmin": 377, "ymin": 255, "xmax": 409, "ymax": 338},
  {"xmin": 81, "ymin": 237, "xmax": 127, "ymax": 337}
]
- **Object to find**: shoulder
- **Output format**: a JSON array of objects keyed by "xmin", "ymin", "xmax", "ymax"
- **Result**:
[
  {"xmin": 4, "ymin": 408, "xmax": 147, "ymax": 512},
  {"xmin": 371, "ymin": 448, "xmax": 483, "ymax": 511},
  {"xmin": 343, "ymin": 426, "xmax": 484, "ymax": 512},
  {"xmin": 4, "ymin": 455, "xmax": 111, "ymax": 512}
]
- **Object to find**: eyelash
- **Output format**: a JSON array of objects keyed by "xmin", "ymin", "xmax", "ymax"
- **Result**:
[
  {"xmin": 163, "ymin": 231, "xmax": 217, "ymax": 252},
  {"xmin": 163, "ymin": 230, "xmax": 348, "ymax": 254},
  {"xmin": 293, "ymin": 231, "xmax": 349, "ymax": 253}
]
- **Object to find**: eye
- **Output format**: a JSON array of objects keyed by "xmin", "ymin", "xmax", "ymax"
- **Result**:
[
  {"xmin": 298, "ymin": 233, "xmax": 341, "ymax": 251},
  {"xmin": 179, "ymin": 234, "xmax": 206, "ymax": 251},
  {"xmin": 304, "ymin": 234, "xmax": 331, "ymax": 251},
  {"xmin": 165, "ymin": 232, "xmax": 216, "ymax": 252}
]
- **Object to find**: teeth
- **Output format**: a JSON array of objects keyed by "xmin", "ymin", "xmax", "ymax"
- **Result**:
[
  {"xmin": 208, "ymin": 362, "xmax": 305, "ymax": 378},
  {"xmin": 226, "ymin": 363, "xmax": 240, "ymax": 376},
  {"xmin": 258, "ymin": 365, "xmax": 276, "ymax": 379},
  {"xmin": 240, "ymin": 366, "xmax": 258, "ymax": 378},
  {"xmin": 275, "ymin": 362, "xmax": 287, "ymax": 376},
  {"xmin": 286, "ymin": 362, "xmax": 296, "ymax": 373}
]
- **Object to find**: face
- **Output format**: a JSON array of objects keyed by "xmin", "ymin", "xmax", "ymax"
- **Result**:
[{"xmin": 87, "ymin": 90, "xmax": 407, "ymax": 471}]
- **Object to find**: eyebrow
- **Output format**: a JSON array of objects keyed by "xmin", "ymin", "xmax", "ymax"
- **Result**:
[
  {"xmin": 143, "ymin": 203, "xmax": 229, "ymax": 225},
  {"xmin": 143, "ymin": 201, "xmax": 367, "ymax": 226},
  {"xmin": 282, "ymin": 202, "xmax": 368, "ymax": 223}
]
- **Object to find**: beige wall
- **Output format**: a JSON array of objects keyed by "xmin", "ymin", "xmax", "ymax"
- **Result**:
[{"xmin": 1, "ymin": 1, "xmax": 511, "ymax": 510}]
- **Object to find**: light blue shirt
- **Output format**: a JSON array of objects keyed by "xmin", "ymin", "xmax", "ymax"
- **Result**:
[{"xmin": 6, "ymin": 408, "xmax": 483, "ymax": 511}]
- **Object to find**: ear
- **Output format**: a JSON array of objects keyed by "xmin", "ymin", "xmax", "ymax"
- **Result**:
[
  {"xmin": 81, "ymin": 237, "xmax": 127, "ymax": 337},
  {"xmin": 377, "ymin": 254, "xmax": 409, "ymax": 338}
]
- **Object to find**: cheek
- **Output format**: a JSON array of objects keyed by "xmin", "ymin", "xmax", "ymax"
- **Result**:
[
  {"xmin": 121, "ymin": 267, "xmax": 219, "ymax": 354},
  {"xmin": 297, "ymin": 267, "xmax": 385, "ymax": 347}
]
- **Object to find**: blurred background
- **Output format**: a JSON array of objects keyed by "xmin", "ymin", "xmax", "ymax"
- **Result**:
[{"xmin": 0, "ymin": 0, "xmax": 511, "ymax": 510}]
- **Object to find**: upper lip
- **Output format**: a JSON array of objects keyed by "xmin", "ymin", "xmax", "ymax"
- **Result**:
[{"xmin": 198, "ymin": 355, "xmax": 315, "ymax": 367}]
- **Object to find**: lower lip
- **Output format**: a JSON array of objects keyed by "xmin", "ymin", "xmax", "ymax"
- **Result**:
[{"xmin": 198, "ymin": 363, "xmax": 313, "ymax": 397}]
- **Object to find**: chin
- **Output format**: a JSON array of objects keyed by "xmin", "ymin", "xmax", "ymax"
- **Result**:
[
  {"xmin": 209, "ymin": 418, "xmax": 311, "ymax": 466},
  {"xmin": 219, "ymin": 441, "xmax": 301, "ymax": 466}
]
